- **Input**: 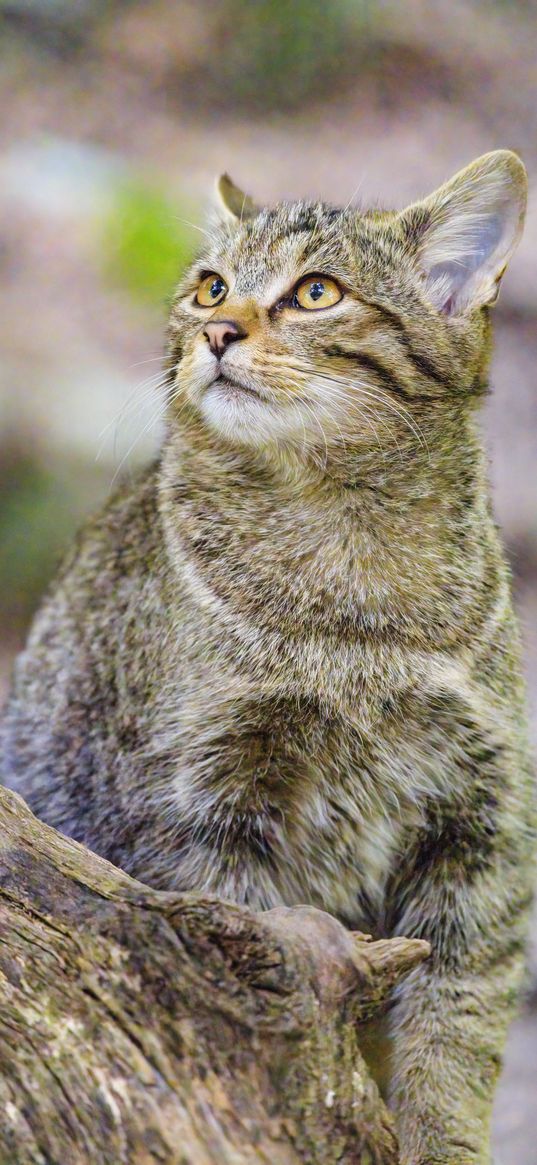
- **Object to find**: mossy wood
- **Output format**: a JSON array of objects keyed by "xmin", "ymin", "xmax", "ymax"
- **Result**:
[{"xmin": 0, "ymin": 785, "xmax": 429, "ymax": 1164}]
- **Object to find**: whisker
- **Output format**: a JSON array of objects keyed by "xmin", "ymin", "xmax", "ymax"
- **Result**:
[
  {"xmin": 171, "ymin": 216, "xmax": 211, "ymax": 240},
  {"xmin": 276, "ymin": 377, "xmax": 330, "ymax": 466},
  {"xmin": 288, "ymin": 394, "xmax": 314, "ymax": 464},
  {"xmin": 280, "ymin": 360, "xmax": 404, "ymax": 456},
  {"xmin": 96, "ymin": 373, "xmax": 170, "ymax": 463},
  {"xmin": 298, "ymin": 396, "xmax": 330, "ymax": 468},
  {"xmin": 125, "ymin": 355, "xmax": 166, "ymax": 370},
  {"xmin": 342, "ymin": 172, "xmax": 368, "ymax": 214},
  {"xmin": 108, "ymin": 399, "xmax": 168, "ymax": 486},
  {"xmin": 307, "ymin": 376, "xmax": 402, "ymax": 457},
  {"xmin": 300, "ymin": 363, "xmax": 430, "ymax": 455},
  {"xmin": 97, "ymin": 370, "xmax": 168, "ymax": 440},
  {"xmin": 279, "ymin": 378, "xmax": 384, "ymax": 468},
  {"xmin": 231, "ymin": 353, "xmax": 405, "ymax": 459}
]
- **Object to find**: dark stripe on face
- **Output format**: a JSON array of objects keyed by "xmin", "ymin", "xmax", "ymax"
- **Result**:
[
  {"xmin": 323, "ymin": 343, "xmax": 422, "ymax": 401},
  {"xmin": 357, "ymin": 297, "xmax": 455, "ymax": 391}
]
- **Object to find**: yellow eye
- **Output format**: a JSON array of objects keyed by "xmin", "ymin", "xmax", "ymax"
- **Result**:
[
  {"xmin": 293, "ymin": 276, "xmax": 342, "ymax": 311},
  {"xmin": 196, "ymin": 273, "xmax": 228, "ymax": 307}
]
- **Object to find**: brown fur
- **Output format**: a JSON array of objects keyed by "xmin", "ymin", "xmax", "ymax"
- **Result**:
[{"xmin": 2, "ymin": 152, "xmax": 535, "ymax": 1163}]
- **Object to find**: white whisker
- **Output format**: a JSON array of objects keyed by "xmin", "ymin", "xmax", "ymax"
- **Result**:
[
  {"xmin": 342, "ymin": 172, "xmax": 368, "ymax": 214},
  {"xmin": 172, "ymin": 216, "xmax": 211, "ymax": 240},
  {"xmin": 108, "ymin": 398, "xmax": 168, "ymax": 486},
  {"xmin": 300, "ymin": 362, "xmax": 430, "ymax": 456},
  {"xmin": 96, "ymin": 372, "xmax": 170, "ymax": 464}
]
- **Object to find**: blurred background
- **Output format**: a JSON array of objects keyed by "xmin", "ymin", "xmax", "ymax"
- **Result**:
[{"xmin": 0, "ymin": 1, "xmax": 536, "ymax": 1156}]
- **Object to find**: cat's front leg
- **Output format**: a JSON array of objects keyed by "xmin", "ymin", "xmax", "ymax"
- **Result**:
[
  {"xmin": 389, "ymin": 962, "xmax": 514, "ymax": 1164},
  {"xmin": 387, "ymin": 819, "xmax": 533, "ymax": 1164}
]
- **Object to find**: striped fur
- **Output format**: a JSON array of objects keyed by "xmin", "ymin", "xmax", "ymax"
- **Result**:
[{"xmin": 1, "ymin": 152, "xmax": 534, "ymax": 1163}]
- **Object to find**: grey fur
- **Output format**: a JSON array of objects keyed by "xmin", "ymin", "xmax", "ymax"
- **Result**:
[{"xmin": 2, "ymin": 153, "xmax": 535, "ymax": 1163}]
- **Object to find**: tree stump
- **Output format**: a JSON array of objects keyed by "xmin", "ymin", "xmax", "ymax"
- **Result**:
[{"xmin": 0, "ymin": 785, "xmax": 429, "ymax": 1164}]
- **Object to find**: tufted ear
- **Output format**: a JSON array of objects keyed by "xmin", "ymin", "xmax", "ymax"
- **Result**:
[
  {"xmin": 214, "ymin": 173, "xmax": 259, "ymax": 224},
  {"xmin": 399, "ymin": 150, "xmax": 527, "ymax": 315}
]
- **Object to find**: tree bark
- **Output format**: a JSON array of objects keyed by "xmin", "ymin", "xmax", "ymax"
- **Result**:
[{"xmin": 0, "ymin": 785, "xmax": 429, "ymax": 1165}]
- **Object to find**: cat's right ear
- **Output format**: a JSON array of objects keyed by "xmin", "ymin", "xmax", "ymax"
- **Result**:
[
  {"xmin": 399, "ymin": 150, "xmax": 527, "ymax": 315},
  {"xmin": 214, "ymin": 174, "xmax": 259, "ymax": 224}
]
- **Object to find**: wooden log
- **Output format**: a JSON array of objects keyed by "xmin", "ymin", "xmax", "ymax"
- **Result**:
[{"xmin": 0, "ymin": 785, "xmax": 429, "ymax": 1164}]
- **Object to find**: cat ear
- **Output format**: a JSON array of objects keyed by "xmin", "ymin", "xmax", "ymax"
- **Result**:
[
  {"xmin": 399, "ymin": 150, "xmax": 527, "ymax": 315},
  {"xmin": 214, "ymin": 174, "xmax": 259, "ymax": 223}
]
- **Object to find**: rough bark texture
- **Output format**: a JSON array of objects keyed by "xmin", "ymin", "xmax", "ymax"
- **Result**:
[{"xmin": 0, "ymin": 786, "xmax": 429, "ymax": 1165}]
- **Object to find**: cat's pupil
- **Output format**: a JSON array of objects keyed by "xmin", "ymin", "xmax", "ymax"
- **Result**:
[
  {"xmin": 211, "ymin": 279, "xmax": 224, "ymax": 298},
  {"xmin": 309, "ymin": 282, "xmax": 324, "ymax": 301}
]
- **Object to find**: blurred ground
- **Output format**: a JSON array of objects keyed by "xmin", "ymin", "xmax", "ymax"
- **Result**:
[{"xmin": 0, "ymin": 2, "xmax": 536, "ymax": 1157}]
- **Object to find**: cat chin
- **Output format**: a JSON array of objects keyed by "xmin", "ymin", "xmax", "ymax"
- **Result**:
[{"xmin": 198, "ymin": 379, "xmax": 303, "ymax": 447}]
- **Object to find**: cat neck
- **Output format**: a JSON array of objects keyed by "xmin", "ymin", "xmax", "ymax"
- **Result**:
[
  {"xmin": 161, "ymin": 399, "xmax": 487, "ymax": 518},
  {"xmin": 158, "ymin": 404, "xmax": 493, "ymax": 661}
]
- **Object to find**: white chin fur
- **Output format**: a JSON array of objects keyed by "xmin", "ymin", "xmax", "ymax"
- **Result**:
[{"xmin": 199, "ymin": 381, "xmax": 307, "ymax": 447}]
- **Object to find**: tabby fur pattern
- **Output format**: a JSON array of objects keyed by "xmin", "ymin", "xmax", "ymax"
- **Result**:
[{"xmin": 2, "ymin": 151, "xmax": 535, "ymax": 1164}]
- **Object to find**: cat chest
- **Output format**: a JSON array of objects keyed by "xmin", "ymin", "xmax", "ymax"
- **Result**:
[{"xmin": 167, "ymin": 698, "xmax": 424, "ymax": 924}]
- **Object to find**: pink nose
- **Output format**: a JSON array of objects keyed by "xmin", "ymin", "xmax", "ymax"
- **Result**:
[{"xmin": 204, "ymin": 319, "xmax": 247, "ymax": 358}]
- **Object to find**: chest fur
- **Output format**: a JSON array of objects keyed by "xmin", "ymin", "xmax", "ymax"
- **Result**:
[{"xmin": 146, "ymin": 685, "xmax": 437, "ymax": 926}]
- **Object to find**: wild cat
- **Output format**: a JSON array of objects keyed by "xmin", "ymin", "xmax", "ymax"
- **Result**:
[{"xmin": 2, "ymin": 151, "xmax": 535, "ymax": 1163}]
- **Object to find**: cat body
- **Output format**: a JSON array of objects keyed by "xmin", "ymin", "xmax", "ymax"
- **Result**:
[{"xmin": 2, "ymin": 153, "xmax": 535, "ymax": 1163}]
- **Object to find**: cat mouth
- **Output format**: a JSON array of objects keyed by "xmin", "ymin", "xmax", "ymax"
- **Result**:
[{"xmin": 210, "ymin": 374, "xmax": 262, "ymax": 400}]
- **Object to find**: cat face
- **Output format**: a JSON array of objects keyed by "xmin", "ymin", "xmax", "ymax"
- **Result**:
[{"xmin": 167, "ymin": 153, "xmax": 526, "ymax": 458}]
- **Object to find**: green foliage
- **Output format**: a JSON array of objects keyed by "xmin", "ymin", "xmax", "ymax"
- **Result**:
[
  {"xmin": 0, "ymin": 455, "xmax": 105, "ymax": 627},
  {"xmin": 217, "ymin": 0, "xmax": 375, "ymax": 110},
  {"xmin": 100, "ymin": 180, "xmax": 198, "ymax": 304}
]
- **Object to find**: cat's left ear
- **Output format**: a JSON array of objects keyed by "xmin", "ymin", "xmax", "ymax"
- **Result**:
[
  {"xmin": 399, "ymin": 150, "xmax": 527, "ymax": 314},
  {"xmin": 214, "ymin": 174, "xmax": 259, "ymax": 223}
]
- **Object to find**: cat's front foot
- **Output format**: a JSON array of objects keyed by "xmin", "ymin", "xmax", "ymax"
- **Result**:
[{"xmin": 259, "ymin": 904, "xmax": 429, "ymax": 1009}]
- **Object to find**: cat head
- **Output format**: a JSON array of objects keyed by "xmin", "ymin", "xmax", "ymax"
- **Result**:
[{"xmin": 167, "ymin": 151, "xmax": 526, "ymax": 460}]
